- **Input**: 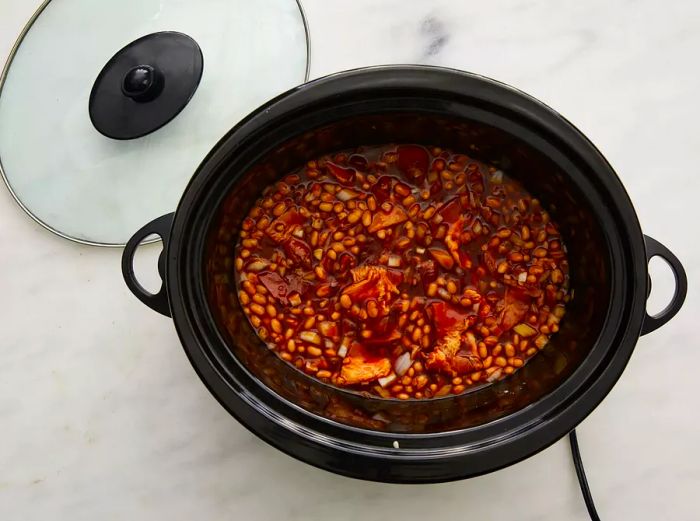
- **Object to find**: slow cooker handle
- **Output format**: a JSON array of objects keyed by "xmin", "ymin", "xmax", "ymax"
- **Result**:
[
  {"xmin": 641, "ymin": 235, "xmax": 687, "ymax": 335},
  {"xmin": 121, "ymin": 213, "xmax": 174, "ymax": 317}
]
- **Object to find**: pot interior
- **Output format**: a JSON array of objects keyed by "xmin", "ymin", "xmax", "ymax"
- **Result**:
[{"xmin": 204, "ymin": 111, "xmax": 612, "ymax": 433}]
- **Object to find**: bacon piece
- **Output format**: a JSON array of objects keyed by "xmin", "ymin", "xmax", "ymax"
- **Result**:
[
  {"xmin": 397, "ymin": 145, "xmax": 429, "ymax": 184},
  {"xmin": 440, "ymin": 202, "xmax": 473, "ymax": 269},
  {"xmin": 370, "ymin": 175, "xmax": 393, "ymax": 202},
  {"xmin": 424, "ymin": 331, "xmax": 483, "ymax": 376},
  {"xmin": 257, "ymin": 271, "xmax": 304, "ymax": 305},
  {"xmin": 450, "ymin": 353, "xmax": 483, "ymax": 374},
  {"xmin": 429, "ymin": 248, "xmax": 454, "ymax": 270},
  {"xmin": 325, "ymin": 161, "xmax": 356, "ymax": 185},
  {"xmin": 339, "ymin": 343, "xmax": 392, "ymax": 384},
  {"xmin": 483, "ymin": 250, "xmax": 497, "ymax": 273},
  {"xmin": 283, "ymin": 237, "xmax": 312, "ymax": 267},
  {"xmin": 427, "ymin": 301, "xmax": 474, "ymax": 336},
  {"xmin": 364, "ymin": 312, "xmax": 398, "ymax": 337},
  {"xmin": 425, "ymin": 303, "xmax": 482, "ymax": 376},
  {"xmin": 336, "ymin": 251, "xmax": 356, "ymax": 274},
  {"xmin": 417, "ymin": 259, "xmax": 437, "ymax": 285},
  {"xmin": 348, "ymin": 265, "xmax": 402, "ymax": 289},
  {"xmin": 266, "ymin": 208, "xmax": 305, "ymax": 243},
  {"xmin": 426, "ymin": 348, "xmax": 482, "ymax": 376},
  {"xmin": 431, "ymin": 330, "xmax": 460, "ymax": 359},
  {"xmin": 342, "ymin": 265, "xmax": 403, "ymax": 316},
  {"xmin": 368, "ymin": 205, "xmax": 407, "ymax": 233},
  {"xmin": 438, "ymin": 197, "xmax": 462, "ymax": 224},
  {"xmin": 500, "ymin": 288, "xmax": 530, "ymax": 330}
]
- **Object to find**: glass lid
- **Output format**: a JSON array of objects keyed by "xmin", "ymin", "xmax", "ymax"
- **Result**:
[{"xmin": 0, "ymin": 0, "xmax": 309, "ymax": 246}]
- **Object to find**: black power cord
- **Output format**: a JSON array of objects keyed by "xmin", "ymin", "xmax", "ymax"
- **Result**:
[{"xmin": 569, "ymin": 430, "xmax": 601, "ymax": 521}]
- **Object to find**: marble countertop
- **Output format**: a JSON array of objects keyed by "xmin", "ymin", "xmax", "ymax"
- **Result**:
[{"xmin": 1, "ymin": 1, "xmax": 698, "ymax": 519}]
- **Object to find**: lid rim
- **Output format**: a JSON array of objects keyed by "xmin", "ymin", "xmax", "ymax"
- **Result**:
[{"xmin": 0, "ymin": 0, "xmax": 312, "ymax": 248}]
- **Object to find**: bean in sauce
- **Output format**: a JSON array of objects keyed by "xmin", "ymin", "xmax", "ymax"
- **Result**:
[{"xmin": 230, "ymin": 145, "xmax": 570, "ymax": 399}]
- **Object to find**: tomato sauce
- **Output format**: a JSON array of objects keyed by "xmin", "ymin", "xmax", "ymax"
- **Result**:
[{"xmin": 229, "ymin": 145, "xmax": 570, "ymax": 399}]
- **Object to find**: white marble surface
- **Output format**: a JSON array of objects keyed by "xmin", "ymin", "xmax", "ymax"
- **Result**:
[{"xmin": 1, "ymin": 1, "xmax": 698, "ymax": 519}]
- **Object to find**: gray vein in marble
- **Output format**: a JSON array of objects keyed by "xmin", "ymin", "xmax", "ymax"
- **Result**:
[
  {"xmin": 420, "ymin": 16, "xmax": 450, "ymax": 59},
  {"xmin": 2, "ymin": 0, "xmax": 700, "ymax": 520}
]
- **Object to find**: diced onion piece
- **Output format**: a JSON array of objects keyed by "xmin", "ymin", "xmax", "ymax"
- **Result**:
[
  {"xmin": 437, "ymin": 287, "xmax": 451, "ymax": 301},
  {"xmin": 387, "ymin": 254, "xmax": 402, "ymax": 267},
  {"xmin": 337, "ymin": 337, "xmax": 351, "ymax": 358},
  {"xmin": 313, "ymin": 248, "xmax": 323, "ymax": 261},
  {"xmin": 336, "ymin": 188, "xmax": 359, "ymax": 201},
  {"xmin": 513, "ymin": 323, "xmax": 537, "ymax": 337},
  {"xmin": 318, "ymin": 321, "xmax": 335, "ymax": 336},
  {"xmin": 394, "ymin": 352, "xmax": 412, "ymax": 376},
  {"xmin": 292, "ymin": 227, "xmax": 304, "ymax": 238},
  {"xmin": 378, "ymin": 373, "xmax": 397, "ymax": 388},
  {"xmin": 299, "ymin": 331, "xmax": 322, "ymax": 345},
  {"xmin": 534, "ymin": 335, "xmax": 548, "ymax": 349},
  {"xmin": 491, "ymin": 170, "xmax": 504, "ymax": 183},
  {"xmin": 518, "ymin": 272, "xmax": 527, "ymax": 283},
  {"xmin": 246, "ymin": 260, "xmax": 267, "ymax": 272},
  {"xmin": 288, "ymin": 292, "xmax": 302, "ymax": 306},
  {"xmin": 416, "ymin": 247, "xmax": 426, "ymax": 254},
  {"xmin": 487, "ymin": 368, "xmax": 503, "ymax": 382},
  {"xmin": 368, "ymin": 205, "xmax": 408, "ymax": 233},
  {"xmin": 324, "ymin": 338, "xmax": 335, "ymax": 349}
]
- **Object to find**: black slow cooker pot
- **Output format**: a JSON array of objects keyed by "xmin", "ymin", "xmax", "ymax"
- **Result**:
[{"xmin": 121, "ymin": 66, "xmax": 687, "ymax": 483}]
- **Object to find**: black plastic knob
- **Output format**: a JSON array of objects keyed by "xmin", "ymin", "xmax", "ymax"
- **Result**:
[
  {"xmin": 89, "ymin": 31, "xmax": 203, "ymax": 140},
  {"xmin": 122, "ymin": 65, "xmax": 163, "ymax": 102}
]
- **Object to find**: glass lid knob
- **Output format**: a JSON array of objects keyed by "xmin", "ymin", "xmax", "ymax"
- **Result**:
[{"xmin": 121, "ymin": 64, "xmax": 163, "ymax": 102}]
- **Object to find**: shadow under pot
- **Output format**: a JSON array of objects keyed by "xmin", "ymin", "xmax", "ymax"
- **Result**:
[{"xmin": 122, "ymin": 66, "xmax": 687, "ymax": 483}]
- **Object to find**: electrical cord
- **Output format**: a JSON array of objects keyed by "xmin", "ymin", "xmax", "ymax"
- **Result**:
[{"xmin": 569, "ymin": 430, "xmax": 601, "ymax": 521}]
